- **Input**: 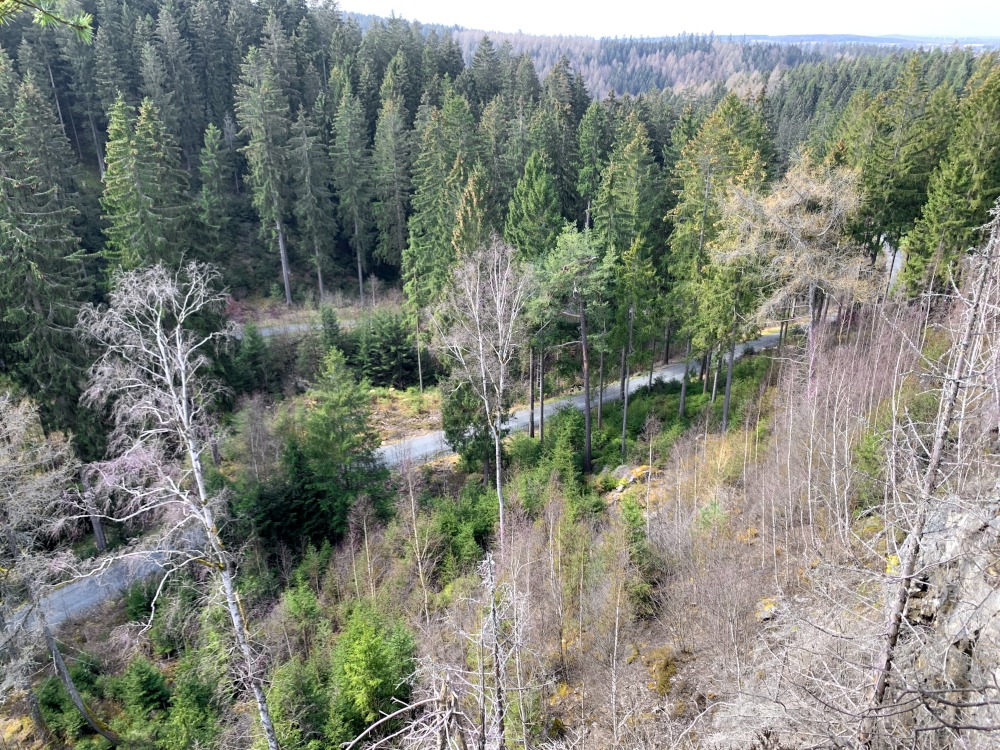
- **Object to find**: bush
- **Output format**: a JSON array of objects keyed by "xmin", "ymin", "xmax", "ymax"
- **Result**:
[{"xmin": 432, "ymin": 480, "xmax": 498, "ymax": 579}]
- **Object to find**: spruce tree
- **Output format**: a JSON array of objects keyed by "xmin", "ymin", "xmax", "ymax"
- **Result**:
[
  {"xmin": 290, "ymin": 106, "xmax": 337, "ymax": 299},
  {"xmin": 593, "ymin": 112, "xmax": 659, "ymax": 260},
  {"xmin": 577, "ymin": 100, "xmax": 612, "ymax": 228},
  {"xmin": 372, "ymin": 94, "xmax": 412, "ymax": 269},
  {"xmin": 332, "ymin": 89, "xmax": 375, "ymax": 304},
  {"xmin": 0, "ymin": 72, "xmax": 90, "ymax": 440},
  {"xmin": 504, "ymin": 150, "xmax": 562, "ymax": 260},
  {"xmin": 236, "ymin": 47, "xmax": 294, "ymax": 305},
  {"xmin": 100, "ymin": 95, "xmax": 188, "ymax": 270},
  {"xmin": 198, "ymin": 122, "xmax": 232, "ymax": 257},
  {"xmin": 900, "ymin": 62, "xmax": 1000, "ymax": 293},
  {"xmin": 452, "ymin": 164, "xmax": 490, "ymax": 257}
]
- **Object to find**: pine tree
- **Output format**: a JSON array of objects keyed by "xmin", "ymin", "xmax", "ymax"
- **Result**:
[
  {"xmin": 372, "ymin": 94, "xmax": 412, "ymax": 268},
  {"xmin": 332, "ymin": 90, "xmax": 375, "ymax": 304},
  {"xmin": 236, "ymin": 47, "xmax": 294, "ymax": 305},
  {"xmin": 100, "ymin": 95, "xmax": 188, "ymax": 270},
  {"xmin": 290, "ymin": 106, "xmax": 337, "ymax": 299},
  {"xmin": 504, "ymin": 150, "xmax": 562, "ymax": 260}
]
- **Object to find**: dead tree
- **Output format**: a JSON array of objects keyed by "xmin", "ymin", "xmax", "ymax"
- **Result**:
[
  {"xmin": 76, "ymin": 262, "xmax": 282, "ymax": 750},
  {"xmin": 0, "ymin": 395, "xmax": 122, "ymax": 746},
  {"xmin": 857, "ymin": 204, "xmax": 1000, "ymax": 749}
]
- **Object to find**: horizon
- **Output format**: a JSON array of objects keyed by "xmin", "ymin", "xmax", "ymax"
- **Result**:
[{"xmin": 337, "ymin": 0, "xmax": 1000, "ymax": 42}]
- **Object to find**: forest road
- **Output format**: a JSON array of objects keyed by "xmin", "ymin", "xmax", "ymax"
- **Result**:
[
  {"xmin": 376, "ymin": 331, "xmax": 780, "ymax": 468},
  {"xmin": 34, "ymin": 332, "xmax": 778, "ymax": 628}
]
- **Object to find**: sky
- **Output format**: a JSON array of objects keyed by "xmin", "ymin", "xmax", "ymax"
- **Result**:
[{"xmin": 337, "ymin": 0, "xmax": 1000, "ymax": 40}]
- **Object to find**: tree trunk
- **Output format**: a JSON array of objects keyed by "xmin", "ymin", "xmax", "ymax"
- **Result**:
[
  {"xmin": 597, "ymin": 343, "xmax": 605, "ymax": 430},
  {"xmin": 275, "ymin": 218, "xmax": 292, "ymax": 306},
  {"xmin": 313, "ymin": 238, "xmax": 325, "ymax": 300},
  {"xmin": 662, "ymin": 321, "xmax": 672, "ymax": 365},
  {"xmin": 711, "ymin": 345, "xmax": 723, "ymax": 403},
  {"xmin": 619, "ymin": 345, "xmax": 627, "ymax": 401},
  {"xmin": 25, "ymin": 689, "xmax": 54, "ymax": 748},
  {"xmin": 701, "ymin": 351, "xmax": 710, "ymax": 394},
  {"xmin": 647, "ymin": 338, "xmax": 655, "ymax": 389},
  {"xmin": 539, "ymin": 355, "xmax": 547, "ymax": 444},
  {"xmin": 721, "ymin": 325, "xmax": 737, "ymax": 432},
  {"xmin": 90, "ymin": 514, "xmax": 107, "ymax": 553},
  {"xmin": 42, "ymin": 623, "xmax": 121, "ymax": 746},
  {"xmin": 679, "ymin": 337, "xmax": 692, "ymax": 418},
  {"xmin": 493, "ymin": 422, "xmax": 505, "ymax": 554},
  {"xmin": 857, "ymin": 230, "xmax": 995, "ymax": 750},
  {"xmin": 88, "ymin": 114, "xmax": 105, "ymax": 179},
  {"xmin": 415, "ymin": 318, "xmax": 424, "ymax": 393},
  {"xmin": 219, "ymin": 566, "xmax": 282, "ymax": 750},
  {"xmin": 488, "ymin": 562, "xmax": 506, "ymax": 747},
  {"xmin": 354, "ymin": 217, "xmax": 365, "ymax": 306},
  {"xmin": 580, "ymin": 298, "xmax": 592, "ymax": 473},
  {"xmin": 620, "ymin": 307, "xmax": 634, "ymax": 460},
  {"xmin": 528, "ymin": 347, "xmax": 535, "ymax": 439}
]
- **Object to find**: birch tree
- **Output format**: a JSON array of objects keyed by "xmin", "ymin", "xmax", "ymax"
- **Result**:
[
  {"xmin": 76, "ymin": 262, "xmax": 283, "ymax": 750},
  {"xmin": 432, "ymin": 235, "xmax": 533, "ymax": 554}
]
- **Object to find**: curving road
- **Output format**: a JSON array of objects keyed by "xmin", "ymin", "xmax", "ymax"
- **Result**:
[
  {"xmin": 376, "ymin": 332, "xmax": 779, "ymax": 467},
  {"xmin": 33, "ymin": 333, "xmax": 778, "ymax": 627}
]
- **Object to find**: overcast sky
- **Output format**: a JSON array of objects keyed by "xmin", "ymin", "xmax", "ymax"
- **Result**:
[{"xmin": 338, "ymin": 0, "xmax": 1000, "ymax": 40}]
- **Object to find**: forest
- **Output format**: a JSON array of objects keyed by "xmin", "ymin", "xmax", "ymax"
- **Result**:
[{"xmin": 3, "ymin": 0, "xmax": 1000, "ymax": 749}]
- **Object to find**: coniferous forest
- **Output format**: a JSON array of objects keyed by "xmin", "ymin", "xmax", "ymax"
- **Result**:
[{"xmin": 4, "ymin": 2, "xmax": 1000, "ymax": 749}]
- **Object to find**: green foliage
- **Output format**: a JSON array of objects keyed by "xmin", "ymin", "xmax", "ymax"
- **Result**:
[
  {"xmin": 441, "ymin": 379, "xmax": 493, "ymax": 471},
  {"xmin": 100, "ymin": 95, "xmax": 189, "ymax": 271},
  {"xmin": 117, "ymin": 656, "xmax": 171, "ymax": 722},
  {"xmin": 349, "ymin": 309, "xmax": 420, "ymax": 388},
  {"xmin": 239, "ymin": 348, "xmax": 387, "ymax": 549},
  {"xmin": 267, "ymin": 656, "xmax": 330, "ymax": 750},
  {"xmin": 36, "ymin": 652, "xmax": 103, "ymax": 742},
  {"xmin": 160, "ymin": 656, "xmax": 221, "ymax": 750},
  {"xmin": 504, "ymin": 150, "xmax": 563, "ymax": 259},
  {"xmin": 327, "ymin": 604, "xmax": 416, "ymax": 745},
  {"xmin": 431, "ymin": 480, "xmax": 499, "ymax": 579},
  {"xmin": 234, "ymin": 323, "xmax": 278, "ymax": 395}
]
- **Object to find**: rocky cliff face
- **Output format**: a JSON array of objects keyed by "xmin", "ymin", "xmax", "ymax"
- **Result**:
[{"xmin": 897, "ymin": 497, "xmax": 1000, "ymax": 743}]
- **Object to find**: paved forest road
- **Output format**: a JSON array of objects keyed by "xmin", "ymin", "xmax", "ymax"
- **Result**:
[
  {"xmin": 376, "ymin": 332, "xmax": 779, "ymax": 467},
  {"xmin": 35, "ymin": 333, "xmax": 778, "ymax": 627}
]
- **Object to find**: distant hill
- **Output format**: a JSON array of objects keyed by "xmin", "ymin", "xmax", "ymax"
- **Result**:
[
  {"xmin": 349, "ymin": 14, "xmax": 998, "ymax": 98},
  {"xmin": 746, "ymin": 33, "xmax": 1000, "ymax": 48}
]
